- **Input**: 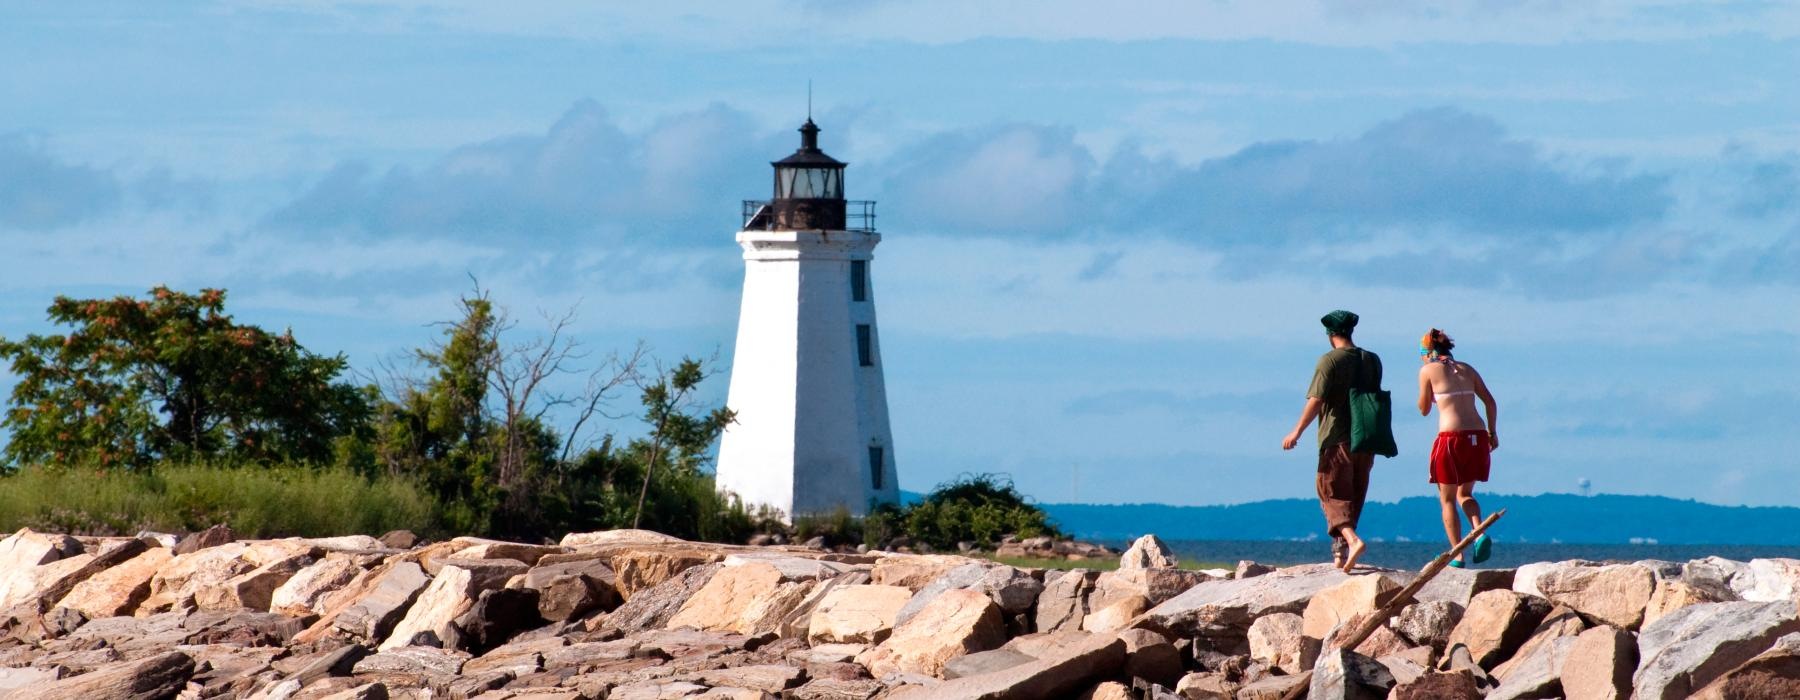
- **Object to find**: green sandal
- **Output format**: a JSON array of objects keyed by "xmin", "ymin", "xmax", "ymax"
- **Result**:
[
  {"xmin": 1448, "ymin": 559, "xmax": 1465, "ymax": 568},
  {"xmin": 1472, "ymin": 534, "xmax": 1493, "ymax": 564}
]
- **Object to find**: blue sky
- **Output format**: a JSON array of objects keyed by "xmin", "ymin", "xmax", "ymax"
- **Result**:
[{"xmin": 2, "ymin": 2, "xmax": 1797, "ymax": 506}]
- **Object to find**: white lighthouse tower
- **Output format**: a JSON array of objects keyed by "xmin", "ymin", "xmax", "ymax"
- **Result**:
[{"xmin": 715, "ymin": 119, "xmax": 899, "ymax": 520}]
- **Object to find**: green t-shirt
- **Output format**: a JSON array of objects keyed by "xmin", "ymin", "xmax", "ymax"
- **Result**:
[{"xmin": 1307, "ymin": 346, "xmax": 1382, "ymax": 450}]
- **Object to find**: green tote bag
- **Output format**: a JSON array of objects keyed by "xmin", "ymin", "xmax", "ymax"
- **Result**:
[{"xmin": 1348, "ymin": 353, "xmax": 1399, "ymax": 458}]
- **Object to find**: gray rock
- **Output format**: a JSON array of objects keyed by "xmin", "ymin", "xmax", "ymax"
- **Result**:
[
  {"xmin": 606, "ymin": 562, "xmax": 721, "ymax": 634},
  {"xmin": 1633, "ymin": 600, "xmax": 1800, "ymax": 700},
  {"xmin": 896, "ymin": 563, "xmax": 1041, "ymax": 624},
  {"xmin": 891, "ymin": 630, "xmax": 1124, "ymax": 699},
  {"xmin": 1235, "ymin": 561, "xmax": 1276, "ymax": 580},
  {"xmin": 1309, "ymin": 648, "xmax": 1395, "ymax": 700},
  {"xmin": 1119, "ymin": 627, "xmax": 1183, "ymax": 688},
  {"xmin": 1412, "ymin": 567, "xmax": 1513, "ymax": 608},
  {"xmin": 940, "ymin": 647, "xmax": 1036, "ymax": 679},
  {"xmin": 35, "ymin": 650, "xmax": 194, "ymax": 700},
  {"xmin": 1486, "ymin": 635, "xmax": 1577, "ymax": 700},
  {"xmin": 350, "ymin": 645, "xmax": 468, "ymax": 677},
  {"xmin": 1119, "ymin": 534, "xmax": 1179, "ymax": 570},
  {"xmin": 1032, "ymin": 569, "xmax": 1095, "ymax": 633},
  {"xmin": 332, "ymin": 561, "xmax": 429, "ymax": 641},
  {"xmin": 172, "ymin": 524, "xmax": 236, "ymax": 555},
  {"xmin": 1390, "ymin": 600, "xmax": 1462, "ymax": 650},
  {"xmin": 1682, "ymin": 556, "xmax": 1749, "ymax": 600},
  {"xmin": 1137, "ymin": 563, "xmax": 1361, "ymax": 639}
]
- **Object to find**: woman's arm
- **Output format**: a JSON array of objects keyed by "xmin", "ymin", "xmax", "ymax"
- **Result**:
[
  {"xmin": 1471, "ymin": 365, "xmax": 1499, "ymax": 449},
  {"xmin": 1417, "ymin": 366, "xmax": 1434, "ymax": 416}
]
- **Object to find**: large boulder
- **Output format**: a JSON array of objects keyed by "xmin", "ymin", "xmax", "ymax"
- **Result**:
[
  {"xmin": 56, "ymin": 547, "xmax": 174, "ymax": 618},
  {"xmin": 1118, "ymin": 534, "xmax": 1178, "ymax": 570},
  {"xmin": 1643, "ymin": 578, "xmax": 1725, "ymax": 628},
  {"xmin": 1247, "ymin": 612, "xmax": 1317, "ymax": 675},
  {"xmin": 1633, "ymin": 600, "xmax": 1800, "ymax": 700},
  {"xmin": 1079, "ymin": 594, "xmax": 1147, "ymax": 633},
  {"xmin": 1511, "ymin": 561, "xmax": 1594, "ymax": 598},
  {"xmin": 870, "ymin": 555, "xmax": 967, "ymax": 592},
  {"xmin": 1390, "ymin": 600, "xmax": 1462, "ymax": 651},
  {"xmin": 193, "ymin": 550, "xmax": 311, "ymax": 611},
  {"xmin": 896, "ymin": 564, "xmax": 1042, "ymax": 625},
  {"xmin": 445, "ymin": 536, "xmax": 564, "ymax": 566},
  {"xmin": 333, "ymin": 560, "xmax": 431, "ymax": 642},
  {"xmin": 1491, "ymin": 605, "xmax": 1586, "ymax": 681},
  {"xmin": 515, "ymin": 556, "xmax": 620, "ymax": 621},
  {"xmin": 612, "ymin": 547, "xmax": 723, "ymax": 598},
  {"xmin": 1533, "ymin": 563, "xmax": 1655, "ymax": 630},
  {"xmin": 1090, "ymin": 567, "xmax": 1210, "ymax": 610},
  {"xmin": 0, "ymin": 528, "xmax": 81, "ymax": 570},
  {"xmin": 1690, "ymin": 631, "xmax": 1800, "ymax": 700},
  {"xmin": 808, "ymin": 584, "xmax": 913, "ymax": 644},
  {"xmin": 171, "ymin": 524, "xmax": 235, "ymax": 555},
  {"xmin": 560, "ymin": 529, "xmax": 684, "ymax": 547},
  {"xmin": 666, "ymin": 562, "xmax": 815, "ymax": 636},
  {"xmin": 1413, "ymin": 567, "xmax": 1513, "ymax": 608},
  {"xmin": 1033, "ymin": 570, "xmax": 1096, "ymax": 634},
  {"xmin": 271, "ymin": 554, "xmax": 364, "ymax": 617},
  {"xmin": 34, "ymin": 650, "xmax": 194, "ymax": 700},
  {"xmin": 1136, "ymin": 563, "xmax": 1357, "ymax": 638},
  {"xmin": 858, "ymin": 588, "xmax": 1006, "ymax": 678},
  {"xmin": 1445, "ymin": 589, "xmax": 1551, "ymax": 668},
  {"xmin": 137, "ymin": 543, "xmax": 258, "ymax": 614},
  {"xmin": 380, "ymin": 564, "xmax": 482, "ymax": 650},
  {"xmin": 1303, "ymin": 574, "xmax": 1400, "ymax": 639},
  {"xmin": 1487, "ymin": 635, "xmax": 1578, "ymax": 700},
  {"xmin": 607, "ymin": 562, "xmax": 721, "ymax": 634},
  {"xmin": 1309, "ymin": 648, "xmax": 1395, "ymax": 700},
  {"xmin": 1560, "ymin": 625, "xmax": 1636, "ymax": 700},
  {"xmin": 1739, "ymin": 558, "xmax": 1800, "ymax": 602},
  {"xmin": 1682, "ymin": 556, "xmax": 1750, "ymax": 600},
  {"xmin": 889, "ymin": 630, "xmax": 1124, "ymax": 699},
  {"xmin": 1118, "ymin": 628, "xmax": 1183, "ymax": 688},
  {"xmin": 4, "ymin": 539, "xmax": 147, "ymax": 615}
]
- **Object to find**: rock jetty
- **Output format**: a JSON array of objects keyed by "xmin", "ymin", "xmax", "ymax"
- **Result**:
[{"xmin": 0, "ymin": 527, "xmax": 1797, "ymax": 699}]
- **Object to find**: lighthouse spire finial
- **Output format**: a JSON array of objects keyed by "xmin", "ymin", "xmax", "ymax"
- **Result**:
[{"xmin": 807, "ymin": 80, "xmax": 813, "ymax": 121}]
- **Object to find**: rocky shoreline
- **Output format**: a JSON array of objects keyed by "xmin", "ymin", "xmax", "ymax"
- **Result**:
[{"xmin": 0, "ymin": 527, "xmax": 1796, "ymax": 699}]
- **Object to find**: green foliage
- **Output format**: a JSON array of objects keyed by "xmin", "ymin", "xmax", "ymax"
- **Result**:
[
  {"xmin": 898, "ymin": 473, "xmax": 1063, "ymax": 550},
  {"xmin": 630, "ymin": 358, "xmax": 737, "ymax": 529},
  {"xmin": 0, "ymin": 462, "xmax": 438, "ymax": 537},
  {"xmin": 0, "ymin": 287, "xmax": 369, "ymax": 470}
]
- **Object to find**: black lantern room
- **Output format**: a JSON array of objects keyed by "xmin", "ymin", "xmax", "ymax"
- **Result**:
[{"xmin": 767, "ymin": 119, "xmax": 846, "ymax": 230}]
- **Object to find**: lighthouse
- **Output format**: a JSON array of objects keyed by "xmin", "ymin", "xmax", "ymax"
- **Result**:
[{"xmin": 715, "ymin": 119, "xmax": 899, "ymax": 520}]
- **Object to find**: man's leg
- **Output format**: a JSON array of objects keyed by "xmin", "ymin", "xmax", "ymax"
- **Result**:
[{"xmin": 1339, "ymin": 452, "xmax": 1374, "ymax": 571}]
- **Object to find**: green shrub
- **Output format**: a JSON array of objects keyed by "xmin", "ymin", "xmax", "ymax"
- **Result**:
[
  {"xmin": 900, "ymin": 473, "xmax": 1062, "ymax": 550},
  {"xmin": 0, "ymin": 462, "xmax": 440, "ymax": 538}
]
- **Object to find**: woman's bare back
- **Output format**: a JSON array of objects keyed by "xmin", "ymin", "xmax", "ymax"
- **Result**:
[{"xmin": 1419, "ymin": 360, "xmax": 1491, "ymax": 433}]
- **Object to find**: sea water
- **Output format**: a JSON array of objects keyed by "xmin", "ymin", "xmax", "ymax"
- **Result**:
[{"xmin": 1135, "ymin": 539, "xmax": 1800, "ymax": 570}]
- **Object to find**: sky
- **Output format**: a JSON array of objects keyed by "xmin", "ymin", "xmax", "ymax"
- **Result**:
[{"xmin": 2, "ymin": 1, "xmax": 1797, "ymax": 507}]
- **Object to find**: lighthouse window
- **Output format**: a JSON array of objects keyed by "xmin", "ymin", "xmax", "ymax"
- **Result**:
[
  {"xmin": 869, "ymin": 447, "xmax": 884, "ymax": 490},
  {"xmin": 851, "ymin": 260, "xmax": 867, "ymax": 302},
  {"xmin": 856, "ymin": 324, "xmax": 873, "ymax": 366}
]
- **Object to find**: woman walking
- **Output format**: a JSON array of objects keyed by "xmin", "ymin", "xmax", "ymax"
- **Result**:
[{"xmin": 1417, "ymin": 329, "xmax": 1498, "ymax": 567}]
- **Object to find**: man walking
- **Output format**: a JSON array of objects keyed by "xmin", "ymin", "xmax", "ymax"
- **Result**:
[{"xmin": 1282, "ymin": 310, "xmax": 1382, "ymax": 572}]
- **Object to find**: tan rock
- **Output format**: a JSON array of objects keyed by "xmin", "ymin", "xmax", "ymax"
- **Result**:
[
  {"xmin": 1119, "ymin": 628, "xmax": 1183, "ymax": 688},
  {"xmin": 1034, "ymin": 570, "xmax": 1096, "ymax": 634},
  {"xmin": 0, "ymin": 527, "xmax": 80, "ymax": 569},
  {"xmin": 1390, "ymin": 600, "xmax": 1462, "ymax": 650},
  {"xmin": 666, "ymin": 562, "xmax": 813, "ymax": 636},
  {"xmin": 857, "ymin": 588, "xmax": 1006, "ymax": 678},
  {"xmin": 381, "ymin": 565, "xmax": 477, "ymax": 651},
  {"xmin": 34, "ymin": 650, "xmax": 194, "ymax": 700},
  {"xmin": 272, "ymin": 554, "xmax": 365, "ymax": 617},
  {"xmin": 1492, "ymin": 605, "xmax": 1586, "ymax": 681},
  {"xmin": 57, "ymin": 547, "xmax": 174, "ymax": 618},
  {"xmin": 1083, "ymin": 680, "xmax": 1132, "ymax": 700},
  {"xmin": 1445, "ymin": 589, "xmax": 1552, "ymax": 668},
  {"xmin": 1536, "ymin": 563, "xmax": 1655, "ymax": 630},
  {"xmin": 1236, "ymin": 674, "xmax": 1309, "ymax": 700},
  {"xmin": 0, "ymin": 553, "xmax": 93, "ymax": 610},
  {"xmin": 1560, "ymin": 625, "xmax": 1636, "ymax": 700},
  {"xmin": 1302, "ymin": 573, "xmax": 1399, "ymax": 639},
  {"xmin": 446, "ymin": 537, "xmax": 564, "ymax": 566},
  {"xmin": 1090, "ymin": 567, "xmax": 1211, "ymax": 610},
  {"xmin": 195, "ymin": 551, "xmax": 310, "ymax": 611},
  {"xmin": 870, "ymin": 556, "xmax": 962, "ymax": 592},
  {"xmin": 613, "ymin": 548, "xmax": 723, "ymax": 599},
  {"xmin": 1247, "ymin": 612, "xmax": 1318, "ymax": 675},
  {"xmin": 1080, "ymin": 593, "xmax": 1147, "ymax": 633},
  {"xmin": 807, "ymin": 584, "xmax": 913, "ymax": 644},
  {"xmin": 138, "ymin": 543, "xmax": 258, "ymax": 614},
  {"xmin": 891, "ymin": 629, "xmax": 1123, "ymax": 698},
  {"xmin": 1118, "ymin": 534, "xmax": 1178, "ymax": 570},
  {"xmin": 332, "ymin": 560, "xmax": 432, "ymax": 642},
  {"xmin": 1392, "ymin": 669, "xmax": 1484, "ymax": 699},
  {"xmin": 1174, "ymin": 671, "xmax": 1235, "ymax": 699},
  {"xmin": 1643, "ymin": 579, "xmax": 1723, "ymax": 628},
  {"xmin": 560, "ymin": 529, "xmax": 684, "ymax": 547},
  {"xmin": 1690, "ymin": 631, "xmax": 1800, "ymax": 700}
]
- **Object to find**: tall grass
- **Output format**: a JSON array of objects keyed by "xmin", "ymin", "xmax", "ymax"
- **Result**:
[{"xmin": 0, "ymin": 463, "xmax": 440, "ymax": 538}]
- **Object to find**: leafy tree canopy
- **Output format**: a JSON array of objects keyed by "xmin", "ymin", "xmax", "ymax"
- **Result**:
[{"xmin": 0, "ymin": 287, "xmax": 370, "ymax": 469}]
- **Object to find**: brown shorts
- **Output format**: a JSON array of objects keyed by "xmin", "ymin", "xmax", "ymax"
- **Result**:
[{"xmin": 1317, "ymin": 442, "xmax": 1375, "ymax": 539}]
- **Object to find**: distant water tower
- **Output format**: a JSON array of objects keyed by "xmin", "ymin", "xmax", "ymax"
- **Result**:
[
  {"xmin": 714, "ymin": 119, "xmax": 900, "ymax": 520},
  {"xmin": 1579, "ymin": 478, "xmax": 1592, "ymax": 497}
]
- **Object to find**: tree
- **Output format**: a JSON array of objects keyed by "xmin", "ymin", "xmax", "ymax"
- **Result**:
[
  {"xmin": 0, "ymin": 287, "xmax": 369, "ymax": 470},
  {"xmin": 632, "ymin": 358, "xmax": 736, "ymax": 528}
]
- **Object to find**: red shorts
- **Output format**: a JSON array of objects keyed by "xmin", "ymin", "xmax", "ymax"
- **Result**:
[{"xmin": 1430, "ymin": 431, "xmax": 1491, "ymax": 484}]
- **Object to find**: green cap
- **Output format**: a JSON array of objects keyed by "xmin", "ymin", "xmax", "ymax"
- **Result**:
[{"xmin": 1321, "ymin": 310, "xmax": 1359, "ymax": 336}]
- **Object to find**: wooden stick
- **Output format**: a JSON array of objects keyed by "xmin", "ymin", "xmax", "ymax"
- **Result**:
[{"xmin": 1278, "ymin": 509, "xmax": 1506, "ymax": 700}]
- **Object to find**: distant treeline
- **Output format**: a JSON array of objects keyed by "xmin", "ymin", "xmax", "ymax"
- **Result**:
[{"xmin": 1041, "ymin": 493, "xmax": 1800, "ymax": 546}]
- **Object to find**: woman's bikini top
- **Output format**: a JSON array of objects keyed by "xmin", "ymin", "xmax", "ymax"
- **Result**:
[{"xmin": 1434, "ymin": 389, "xmax": 1475, "ymax": 400}]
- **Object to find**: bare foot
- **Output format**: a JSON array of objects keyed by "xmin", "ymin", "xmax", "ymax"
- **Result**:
[{"xmin": 1340, "ymin": 540, "xmax": 1367, "ymax": 572}]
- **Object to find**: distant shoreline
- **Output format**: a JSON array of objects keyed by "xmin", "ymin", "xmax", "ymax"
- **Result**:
[{"xmin": 1125, "ymin": 538, "xmax": 1800, "ymax": 569}]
